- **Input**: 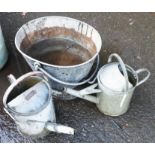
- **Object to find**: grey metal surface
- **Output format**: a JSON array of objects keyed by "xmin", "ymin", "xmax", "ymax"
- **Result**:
[{"xmin": 0, "ymin": 12, "xmax": 155, "ymax": 143}]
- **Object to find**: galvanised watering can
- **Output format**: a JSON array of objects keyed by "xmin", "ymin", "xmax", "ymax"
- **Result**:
[
  {"xmin": 3, "ymin": 71, "xmax": 74, "ymax": 138},
  {"xmin": 65, "ymin": 53, "xmax": 150, "ymax": 116}
]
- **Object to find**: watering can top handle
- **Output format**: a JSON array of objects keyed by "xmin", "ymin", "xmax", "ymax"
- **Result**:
[
  {"xmin": 108, "ymin": 53, "xmax": 129, "ymax": 91},
  {"xmin": 7, "ymin": 71, "xmax": 48, "ymax": 85},
  {"xmin": 136, "ymin": 68, "xmax": 150, "ymax": 87},
  {"xmin": 3, "ymin": 71, "xmax": 50, "ymax": 112},
  {"xmin": 34, "ymin": 55, "xmax": 100, "ymax": 87},
  {"xmin": 4, "ymin": 71, "xmax": 48, "ymax": 104},
  {"xmin": 4, "ymin": 71, "xmax": 46, "ymax": 103}
]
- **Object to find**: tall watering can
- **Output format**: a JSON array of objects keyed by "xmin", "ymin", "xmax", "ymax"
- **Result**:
[
  {"xmin": 3, "ymin": 71, "xmax": 74, "ymax": 138},
  {"xmin": 65, "ymin": 53, "xmax": 150, "ymax": 116}
]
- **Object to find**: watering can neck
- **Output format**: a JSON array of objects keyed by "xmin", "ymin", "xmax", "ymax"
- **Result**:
[{"xmin": 64, "ymin": 84, "xmax": 101, "ymax": 104}]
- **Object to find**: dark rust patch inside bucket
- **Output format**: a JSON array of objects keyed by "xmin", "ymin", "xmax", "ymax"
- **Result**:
[
  {"xmin": 20, "ymin": 27, "xmax": 97, "ymax": 66},
  {"xmin": 24, "ymin": 38, "xmax": 92, "ymax": 66}
]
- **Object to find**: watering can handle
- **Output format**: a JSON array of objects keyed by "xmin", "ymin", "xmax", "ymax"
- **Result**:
[
  {"xmin": 136, "ymin": 68, "xmax": 150, "ymax": 87},
  {"xmin": 108, "ymin": 53, "xmax": 129, "ymax": 91},
  {"xmin": 7, "ymin": 72, "xmax": 47, "ymax": 85},
  {"xmin": 3, "ymin": 71, "xmax": 49, "ymax": 113},
  {"xmin": 34, "ymin": 55, "xmax": 100, "ymax": 87}
]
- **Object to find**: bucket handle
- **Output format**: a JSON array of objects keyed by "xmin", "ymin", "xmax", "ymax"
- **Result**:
[
  {"xmin": 108, "ymin": 53, "xmax": 129, "ymax": 91},
  {"xmin": 136, "ymin": 68, "xmax": 150, "ymax": 87},
  {"xmin": 34, "ymin": 55, "xmax": 100, "ymax": 87}
]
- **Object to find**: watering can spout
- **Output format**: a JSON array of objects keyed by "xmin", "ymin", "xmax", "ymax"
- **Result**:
[
  {"xmin": 46, "ymin": 123, "xmax": 74, "ymax": 135},
  {"xmin": 64, "ymin": 84, "xmax": 101, "ymax": 104}
]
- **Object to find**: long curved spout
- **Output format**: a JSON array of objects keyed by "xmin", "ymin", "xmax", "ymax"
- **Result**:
[
  {"xmin": 64, "ymin": 84, "xmax": 101, "ymax": 104},
  {"xmin": 46, "ymin": 123, "xmax": 74, "ymax": 135}
]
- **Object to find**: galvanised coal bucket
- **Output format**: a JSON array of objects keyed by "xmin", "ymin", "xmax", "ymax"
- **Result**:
[{"xmin": 15, "ymin": 16, "xmax": 102, "ymax": 99}]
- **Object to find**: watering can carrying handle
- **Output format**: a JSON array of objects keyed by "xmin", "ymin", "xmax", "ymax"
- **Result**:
[
  {"xmin": 108, "ymin": 53, "xmax": 129, "ymax": 91},
  {"xmin": 34, "ymin": 55, "xmax": 100, "ymax": 86},
  {"xmin": 136, "ymin": 68, "xmax": 150, "ymax": 87},
  {"xmin": 3, "ymin": 71, "xmax": 50, "ymax": 117},
  {"xmin": 7, "ymin": 72, "xmax": 48, "ymax": 85}
]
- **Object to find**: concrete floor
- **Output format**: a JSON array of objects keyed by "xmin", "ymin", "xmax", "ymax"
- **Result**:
[{"xmin": 0, "ymin": 12, "xmax": 155, "ymax": 143}]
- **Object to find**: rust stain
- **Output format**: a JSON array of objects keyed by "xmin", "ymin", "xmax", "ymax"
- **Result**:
[{"xmin": 20, "ymin": 26, "xmax": 97, "ymax": 56}]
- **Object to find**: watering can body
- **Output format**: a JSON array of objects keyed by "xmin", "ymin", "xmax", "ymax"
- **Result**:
[
  {"xmin": 96, "ymin": 90, "xmax": 133, "ymax": 116},
  {"xmin": 96, "ymin": 65, "xmax": 135, "ymax": 116},
  {"xmin": 14, "ymin": 97, "xmax": 56, "ymax": 137}
]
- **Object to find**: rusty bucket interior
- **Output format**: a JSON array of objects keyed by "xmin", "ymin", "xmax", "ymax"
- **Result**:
[{"xmin": 15, "ymin": 16, "xmax": 102, "ymax": 67}]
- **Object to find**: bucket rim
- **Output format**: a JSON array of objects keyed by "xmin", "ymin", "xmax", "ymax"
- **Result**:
[
  {"xmin": 15, "ymin": 16, "xmax": 102, "ymax": 69},
  {"xmin": 97, "ymin": 63, "xmax": 138, "ymax": 94}
]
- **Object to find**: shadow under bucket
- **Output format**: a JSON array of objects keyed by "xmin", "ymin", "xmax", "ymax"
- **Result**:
[{"xmin": 15, "ymin": 16, "xmax": 102, "ymax": 99}]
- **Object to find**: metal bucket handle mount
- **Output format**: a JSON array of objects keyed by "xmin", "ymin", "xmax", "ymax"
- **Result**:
[
  {"xmin": 34, "ymin": 55, "xmax": 100, "ymax": 87},
  {"xmin": 108, "ymin": 53, "xmax": 129, "ymax": 91}
]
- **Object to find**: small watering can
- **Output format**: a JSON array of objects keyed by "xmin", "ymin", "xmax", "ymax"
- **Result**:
[
  {"xmin": 65, "ymin": 53, "xmax": 150, "ymax": 116},
  {"xmin": 3, "ymin": 71, "xmax": 74, "ymax": 138},
  {"xmin": 0, "ymin": 25, "xmax": 8, "ymax": 70}
]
